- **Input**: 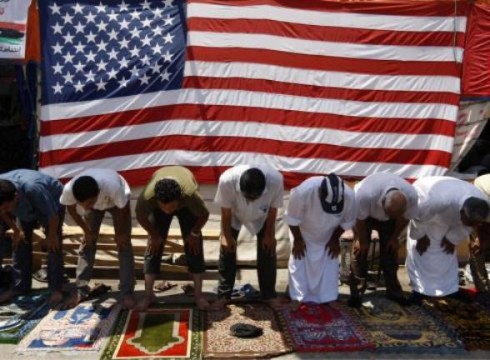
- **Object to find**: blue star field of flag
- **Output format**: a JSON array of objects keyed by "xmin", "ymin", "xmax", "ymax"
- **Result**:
[{"xmin": 39, "ymin": 0, "xmax": 186, "ymax": 105}]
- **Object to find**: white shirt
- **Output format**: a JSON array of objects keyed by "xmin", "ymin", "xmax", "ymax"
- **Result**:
[
  {"xmin": 355, "ymin": 173, "xmax": 418, "ymax": 221},
  {"xmin": 60, "ymin": 168, "xmax": 131, "ymax": 210},
  {"xmin": 215, "ymin": 164, "xmax": 284, "ymax": 234}
]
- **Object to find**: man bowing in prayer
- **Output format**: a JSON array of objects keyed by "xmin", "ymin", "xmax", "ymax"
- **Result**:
[
  {"xmin": 211, "ymin": 164, "xmax": 284, "ymax": 310},
  {"xmin": 406, "ymin": 176, "xmax": 489, "ymax": 304},
  {"xmin": 349, "ymin": 173, "xmax": 418, "ymax": 308},
  {"xmin": 286, "ymin": 174, "xmax": 356, "ymax": 306},
  {"xmin": 0, "ymin": 170, "xmax": 65, "ymax": 307}
]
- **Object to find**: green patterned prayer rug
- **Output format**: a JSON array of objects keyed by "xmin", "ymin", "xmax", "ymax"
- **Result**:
[
  {"xmin": 345, "ymin": 297, "xmax": 465, "ymax": 354},
  {"xmin": 423, "ymin": 297, "xmax": 490, "ymax": 351},
  {"xmin": 204, "ymin": 303, "xmax": 293, "ymax": 359},
  {"xmin": 100, "ymin": 306, "xmax": 202, "ymax": 360}
]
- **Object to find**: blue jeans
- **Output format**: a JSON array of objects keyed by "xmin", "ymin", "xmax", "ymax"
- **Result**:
[{"xmin": 13, "ymin": 209, "xmax": 65, "ymax": 294}]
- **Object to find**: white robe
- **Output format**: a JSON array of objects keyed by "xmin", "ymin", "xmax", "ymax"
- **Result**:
[
  {"xmin": 285, "ymin": 177, "xmax": 357, "ymax": 303},
  {"xmin": 406, "ymin": 176, "xmax": 486, "ymax": 296}
]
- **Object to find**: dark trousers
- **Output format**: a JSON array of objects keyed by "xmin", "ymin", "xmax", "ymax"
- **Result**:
[
  {"xmin": 76, "ymin": 207, "xmax": 135, "ymax": 297},
  {"xmin": 349, "ymin": 217, "xmax": 403, "ymax": 298},
  {"xmin": 217, "ymin": 225, "xmax": 277, "ymax": 300},
  {"xmin": 144, "ymin": 207, "xmax": 205, "ymax": 275},
  {"xmin": 13, "ymin": 209, "xmax": 65, "ymax": 294},
  {"xmin": 469, "ymin": 222, "xmax": 490, "ymax": 293}
]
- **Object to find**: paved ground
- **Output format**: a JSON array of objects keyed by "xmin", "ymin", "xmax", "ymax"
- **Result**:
[{"xmin": 1, "ymin": 266, "xmax": 489, "ymax": 359}]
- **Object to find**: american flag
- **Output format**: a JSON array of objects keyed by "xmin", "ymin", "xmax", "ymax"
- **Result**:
[{"xmin": 39, "ymin": 0, "xmax": 468, "ymax": 187}]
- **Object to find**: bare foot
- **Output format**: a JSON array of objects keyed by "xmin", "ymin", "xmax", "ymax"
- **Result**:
[
  {"xmin": 49, "ymin": 291, "xmax": 64, "ymax": 308},
  {"xmin": 195, "ymin": 296, "xmax": 210, "ymax": 311},
  {"xmin": 154, "ymin": 281, "xmax": 177, "ymax": 293},
  {"xmin": 0, "ymin": 289, "xmax": 17, "ymax": 304},
  {"xmin": 61, "ymin": 291, "xmax": 84, "ymax": 310},
  {"xmin": 209, "ymin": 297, "xmax": 230, "ymax": 311},
  {"xmin": 264, "ymin": 298, "xmax": 284, "ymax": 310},
  {"xmin": 136, "ymin": 293, "xmax": 156, "ymax": 312},
  {"xmin": 122, "ymin": 294, "xmax": 136, "ymax": 310}
]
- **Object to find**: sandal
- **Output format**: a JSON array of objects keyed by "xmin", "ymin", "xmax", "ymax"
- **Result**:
[
  {"xmin": 89, "ymin": 283, "xmax": 111, "ymax": 298},
  {"xmin": 241, "ymin": 284, "xmax": 261, "ymax": 300},
  {"xmin": 231, "ymin": 288, "xmax": 244, "ymax": 299},
  {"xmin": 181, "ymin": 284, "xmax": 194, "ymax": 297},
  {"xmin": 33, "ymin": 268, "xmax": 48, "ymax": 283},
  {"xmin": 154, "ymin": 281, "xmax": 178, "ymax": 293}
]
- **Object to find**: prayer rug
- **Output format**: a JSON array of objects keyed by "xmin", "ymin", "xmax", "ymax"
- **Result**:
[
  {"xmin": 281, "ymin": 302, "xmax": 374, "ymax": 352},
  {"xmin": 17, "ymin": 298, "xmax": 119, "ymax": 352},
  {"xmin": 423, "ymin": 297, "xmax": 490, "ymax": 351},
  {"xmin": 0, "ymin": 293, "xmax": 50, "ymax": 344},
  {"xmin": 100, "ymin": 306, "xmax": 202, "ymax": 360},
  {"xmin": 204, "ymin": 303, "xmax": 293, "ymax": 359},
  {"xmin": 346, "ymin": 297, "xmax": 465, "ymax": 354}
]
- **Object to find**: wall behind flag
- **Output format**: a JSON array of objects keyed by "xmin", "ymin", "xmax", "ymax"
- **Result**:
[
  {"xmin": 38, "ymin": 0, "xmax": 471, "ymax": 187},
  {"xmin": 0, "ymin": 0, "xmax": 32, "ymax": 61}
]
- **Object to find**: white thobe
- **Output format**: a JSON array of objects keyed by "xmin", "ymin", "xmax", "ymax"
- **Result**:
[
  {"xmin": 406, "ymin": 176, "xmax": 486, "ymax": 296},
  {"xmin": 285, "ymin": 177, "xmax": 357, "ymax": 303}
]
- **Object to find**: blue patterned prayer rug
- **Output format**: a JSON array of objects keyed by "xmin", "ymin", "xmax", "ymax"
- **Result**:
[
  {"xmin": 17, "ymin": 298, "xmax": 119, "ymax": 352},
  {"xmin": 0, "ymin": 293, "xmax": 50, "ymax": 344}
]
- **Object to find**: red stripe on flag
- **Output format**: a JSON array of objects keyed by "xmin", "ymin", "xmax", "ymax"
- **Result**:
[
  {"xmin": 189, "ymin": 0, "xmax": 470, "ymax": 17},
  {"xmin": 187, "ymin": 18, "xmax": 466, "ymax": 47},
  {"xmin": 39, "ymin": 134, "xmax": 452, "ymax": 167},
  {"xmin": 40, "ymin": 105, "xmax": 456, "ymax": 137},
  {"xmin": 57, "ymin": 165, "xmax": 358, "ymax": 189},
  {"xmin": 183, "ymin": 77, "xmax": 460, "ymax": 105},
  {"xmin": 186, "ymin": 47, "xmax": 462, "ymax": 77},
  {"xmin": 0, "ymin": 22, "xmax": 26, "ymax": 32}
]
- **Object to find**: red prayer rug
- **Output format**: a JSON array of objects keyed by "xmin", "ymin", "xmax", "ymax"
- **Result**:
[
  {"xmin": 204, "ymin": 303, "xmax": 293, "ymax": 359},
  {"xmin": 281, "ymin": 302, "xmax": 375, "ymax": 352},
  {"xmin": 100, "ymin": 306, "xmax": 201, "ymax": 360}
]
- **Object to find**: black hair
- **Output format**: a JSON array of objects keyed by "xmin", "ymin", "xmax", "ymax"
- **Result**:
[
  {"xmin": 239, "ymin": 168, "xmax": 266, "ymax": 198},
  {"xmin": 462, "ymin": 196, "xmax": 489, "ymax": 223},
  {"xmin": 0, "ymin": 179, "xmax": 17, "ymax": 205},
  {"xmin": 154, "ymin": 178, "xmax": 182, "ymax": 203},
  {"xmin": 72, "ymin": 176, "xmax": 100, "ymax": 202}
]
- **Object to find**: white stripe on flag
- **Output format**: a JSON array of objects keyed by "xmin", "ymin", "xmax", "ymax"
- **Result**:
[
  {"xmin": 38, "ymin": 119, "xmax": 455, "ymax": 152},
  {"xmin": 187, "ymin": 3, "xmax": 467, "ymax": 33},
  {"xmin": 41, "ymin": 89, "xmax": 459, "ymax": 121},
  {"xmin": 184, "ymin": 61, "xmax": 461, "ymax": 93},
  {"xmin": 188, "ymin": 31, "xmax": 464, "ymax": 62}
]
